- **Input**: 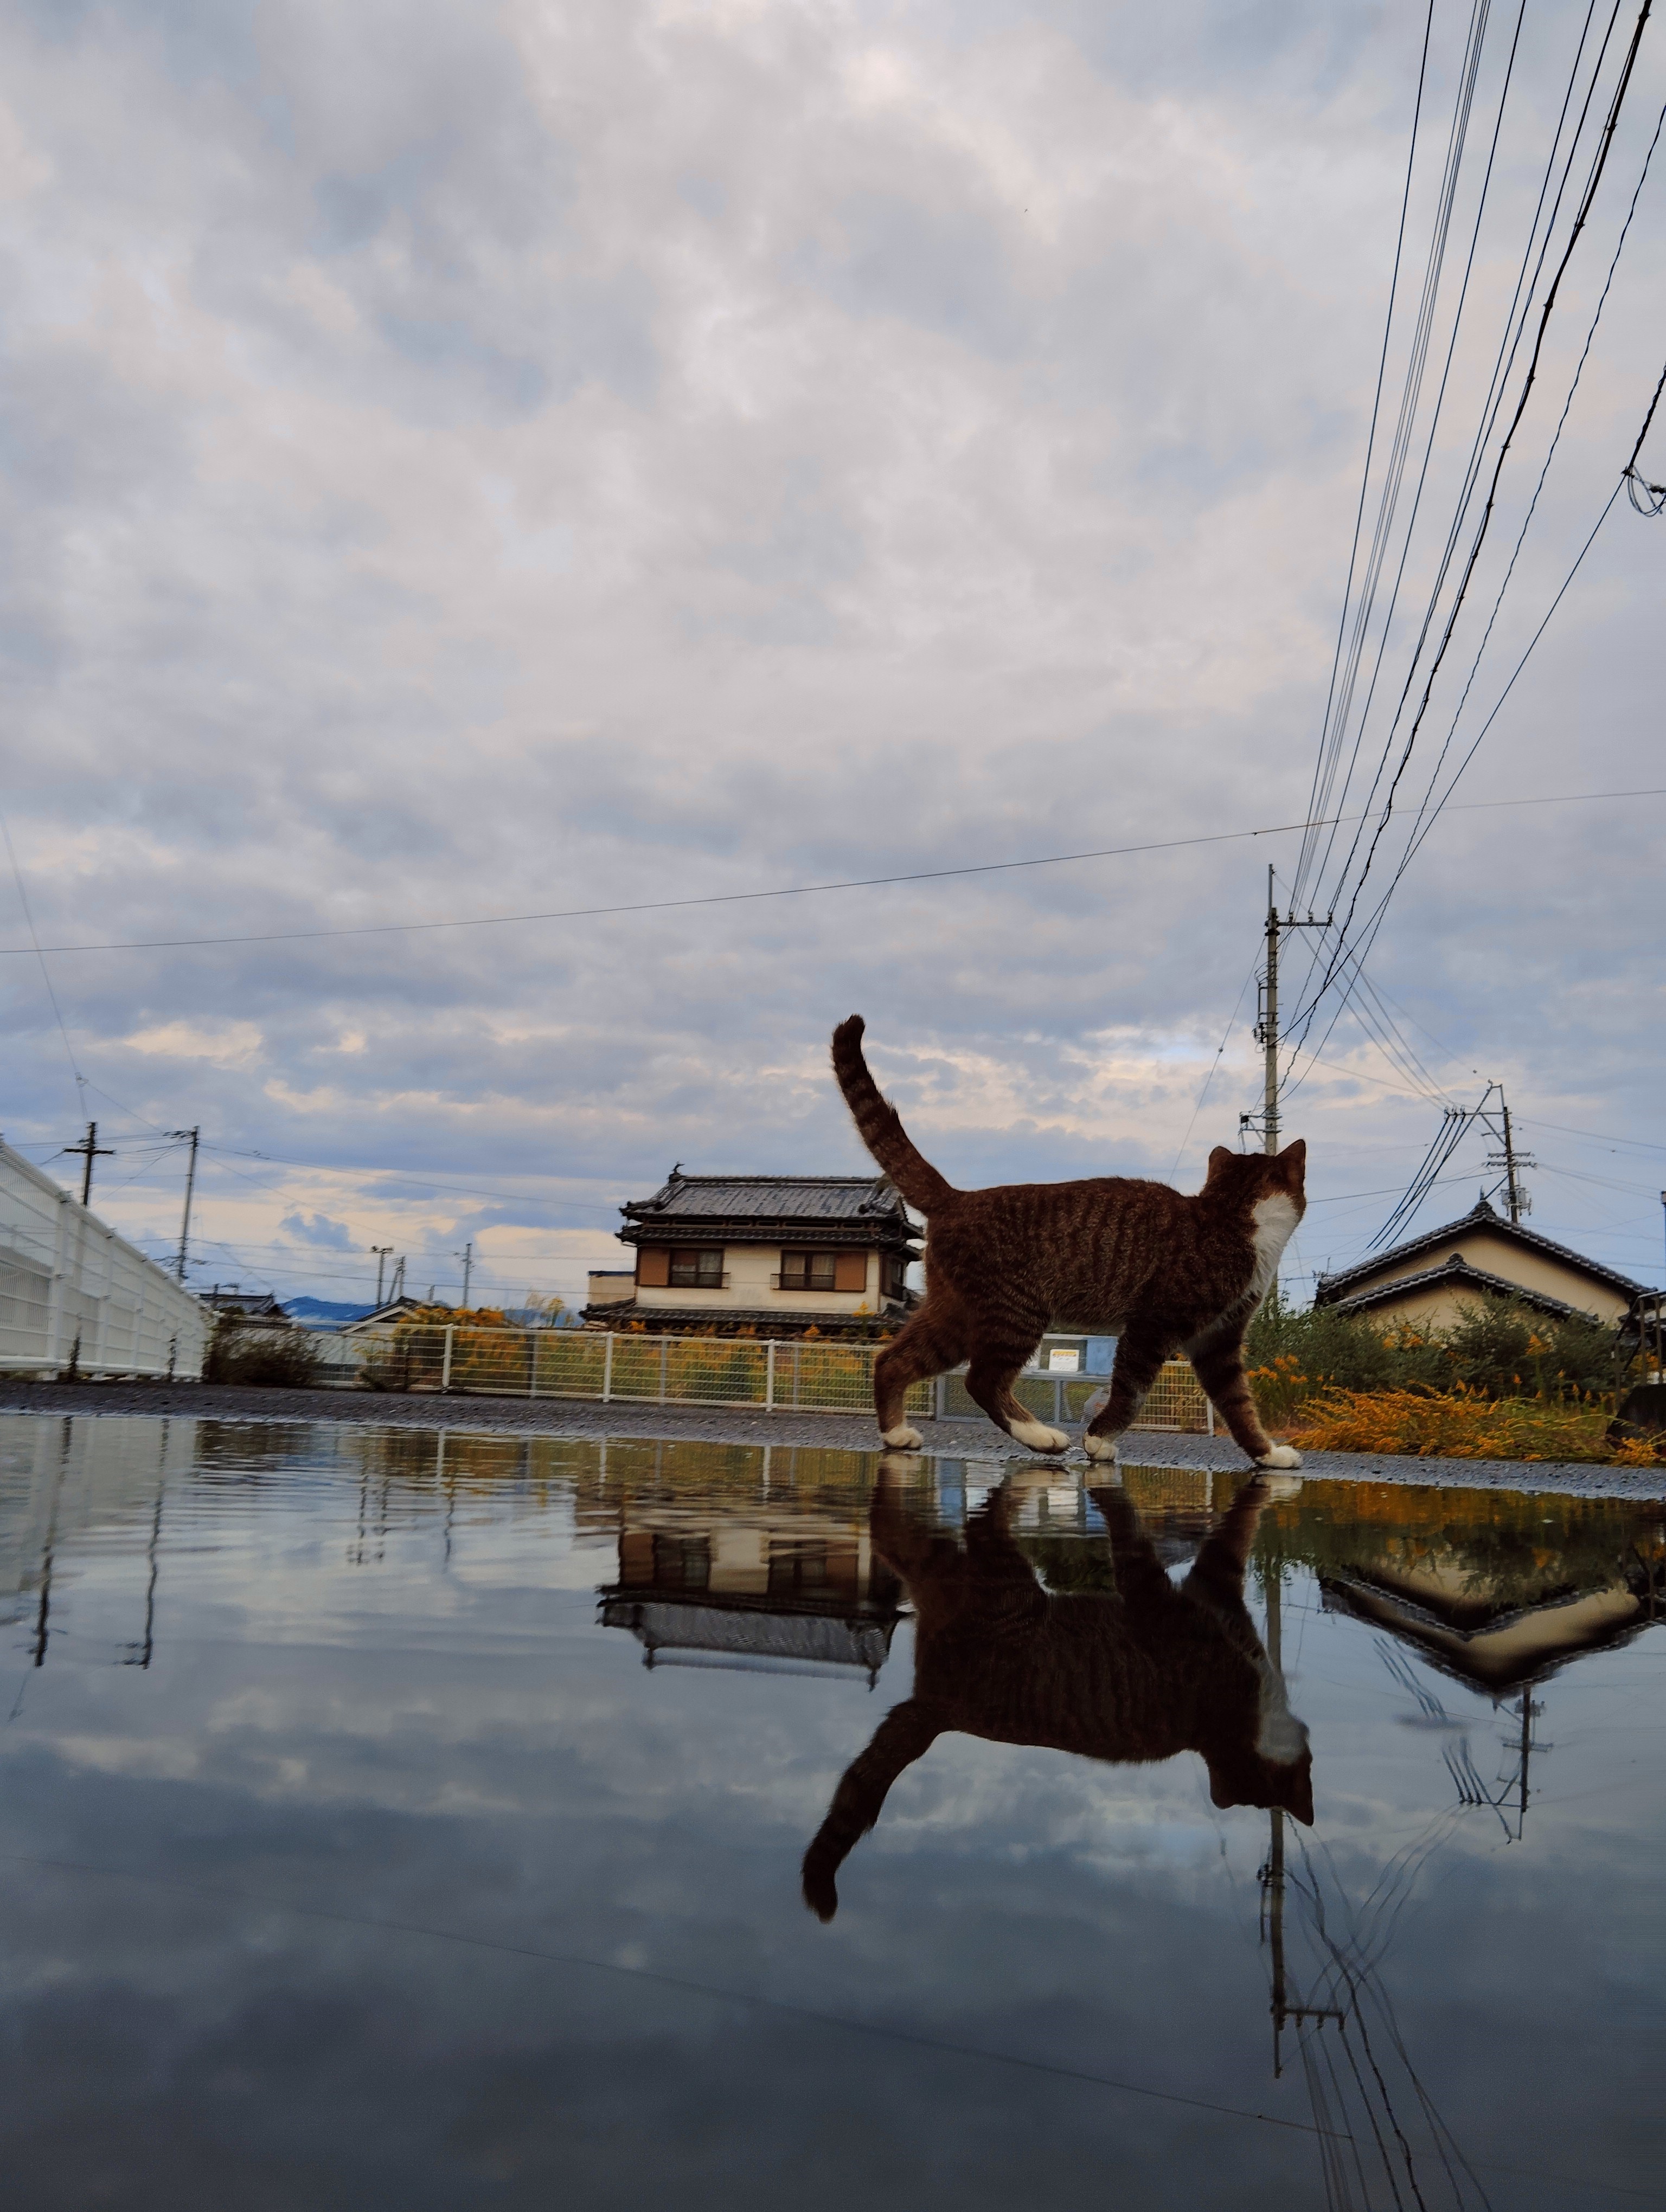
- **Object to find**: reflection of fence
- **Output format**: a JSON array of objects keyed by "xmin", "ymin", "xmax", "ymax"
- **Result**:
[{"xmin": 290, "ymin": 1323, "xmax": 1210, "ymax": 1431}]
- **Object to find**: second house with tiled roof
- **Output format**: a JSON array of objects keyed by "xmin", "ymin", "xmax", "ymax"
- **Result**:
[
  {"xmin": 583, "ymin": 1169, "xmax": 921, "ymax": 1339},
  {"xmin": 1314, "ymin": 1195, "xmax": 1644, "ymax": 1330}
]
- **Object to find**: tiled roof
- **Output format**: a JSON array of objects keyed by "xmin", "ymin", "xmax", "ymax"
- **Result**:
[
  {"xmin": 1325, "ymin": 1254, "xmax": 1588, "ymax": 1321},
  {"xmin": 1316, "ymin": 1197, "xmax": 1645, "ymax": 1302},
  {"xmin": 623, "ymin": 1172, "xmax": 909, "ymax": 1224}
]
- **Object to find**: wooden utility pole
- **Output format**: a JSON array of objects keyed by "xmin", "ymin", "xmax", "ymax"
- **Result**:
[
  {"xmin": 1261, "ymin": 869, "xmax": 1280, "ymax": 1155},
  {"xmin": 64, "ymin": 1121, "xmax": 113, "ymax": 1206},
  {"xmin": 1247, "ymin": 870, "xmax": 1330, "ymax": 1157},
  {"xmin": 1481, "ymin": 1082, "xmax": 1533, "ymax": 1220},
  {"xmin": 1500, "ymin": 1091, "xmax": 1526, "ymax": 1224},
  {"xmin": 170, "ymin": 1127, "xmax": 199, "ymax": 1282}
]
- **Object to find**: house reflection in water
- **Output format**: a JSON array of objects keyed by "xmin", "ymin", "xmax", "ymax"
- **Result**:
[
  {"xmin": 599, "ymin": 1506, "xmax": 904, "ymax": 1686},
  {"xmin": 1319, "ymin": 1520, "xmax": 1666, "ymax": 1697}
]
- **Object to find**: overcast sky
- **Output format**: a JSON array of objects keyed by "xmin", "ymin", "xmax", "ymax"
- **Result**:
[{"xmin": 3, "ymin": 0, "xmax": 1663, "ymax": 1311}]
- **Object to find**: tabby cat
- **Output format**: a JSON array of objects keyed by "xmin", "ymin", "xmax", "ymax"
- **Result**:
[
  {"xmin": 832, "ymin": 1015, "xmax": 1305, "ymax": 1467},
  {"xmin": 803, "ymin": 1468, "xmax": 1313, "ymax": 1920}
]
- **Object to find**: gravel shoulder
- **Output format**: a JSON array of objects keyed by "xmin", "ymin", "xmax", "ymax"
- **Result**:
[{"xmin": 4, "ymin": 1378, "xmax": 1663, "ymax": 1501}]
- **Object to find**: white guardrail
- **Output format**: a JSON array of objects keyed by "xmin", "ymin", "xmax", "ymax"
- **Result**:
[
  {"xmin": 283, "ymin": 1323, "xmax": 1215, "ymax": 1433},
  {"xmin": 0, "ymin": 1139, "xmax": 210, "ymax": 1379}
]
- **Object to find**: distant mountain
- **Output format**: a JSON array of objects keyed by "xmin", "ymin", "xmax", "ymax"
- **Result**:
[{"xmin": 283, "ymin": 1296, "xmax": 376, "ymax": 1327}]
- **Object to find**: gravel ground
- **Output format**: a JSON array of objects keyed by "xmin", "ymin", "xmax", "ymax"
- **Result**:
[{"xmin": 4, "ymin": 1377, "xmax": 1663, "ymax": 1501}]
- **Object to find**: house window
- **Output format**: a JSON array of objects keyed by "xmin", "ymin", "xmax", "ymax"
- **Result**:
[
  {"xmin": 780, "ymin": 1251, "xmax": 838, "ymax": 1291},
  {"xmin": 881, "ymin": 1253, "xmax": 908, "ymax": 1298},
  {"xmin": 779, "ymin": 1251, "xmax": 868, "ymax": 1293},
  {"xmin": 668, "ymin": 1249, "xmax": 725, "ymax": 1288},
  {"xmin": 651, "ymin": 1533, "xmax": 710, "ymax": 1592}
]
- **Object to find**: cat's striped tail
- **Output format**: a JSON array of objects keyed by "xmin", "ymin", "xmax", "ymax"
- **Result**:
[{"xmin": 831, "ymin": 1016, "xmax": 957, "ymax": 1213}]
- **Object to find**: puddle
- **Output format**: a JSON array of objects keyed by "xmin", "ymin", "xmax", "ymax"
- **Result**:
[{"xmin": 1, "ymin": 1413, "xmax": 1662, "ymax": 2209}]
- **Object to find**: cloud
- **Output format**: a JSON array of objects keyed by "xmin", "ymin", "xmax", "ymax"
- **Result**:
[
  {"xmin": 279, "ymin": 1209, "xmax": 356, "ymax": 1251},
  {"xmin": 1, "ymin": 0, "xmax": 1662, "ymax": 1309}
]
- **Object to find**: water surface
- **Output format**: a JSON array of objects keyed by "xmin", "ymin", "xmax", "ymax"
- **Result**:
[{"xmin": 1, "ymin": 1414, "xmax": 1662, "ymax": 2209}]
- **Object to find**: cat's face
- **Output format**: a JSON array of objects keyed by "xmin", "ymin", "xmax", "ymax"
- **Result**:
[{"xmin": 1204, "ymin": 1139, "xmax": 1307, "ymax": 1214}]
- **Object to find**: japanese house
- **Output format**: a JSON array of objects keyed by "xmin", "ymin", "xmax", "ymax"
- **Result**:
[
  {"xmin": 1313, "ymin": 1197, "xmax": 1645, "ymax": 1331},
  {"xmin": 582, "ymin": 1170, "xmax": 920, "ymax": 1339},
  {"xmin": 598, "ymin": 1498, "xmax": 904, "ymax": 1684}
]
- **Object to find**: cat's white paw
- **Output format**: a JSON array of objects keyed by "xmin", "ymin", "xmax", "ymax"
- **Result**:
[
  {"xmin": 881, "ymin": 1424, "xmax": 923, "ymax": 1451},
  {"xmin": 1256, "ymin": 1444, "xmax": 1303, "ymax": 1470},
  {"xmin": 1080, "ymin": 1432, "xmax": 1120, "ymax": 1463},
  {"xmin": 1009, "ymin": 1418, "xmax": 1069, "ymax": 1455},
  {"xmin": 1253, "ymin": 1472, "xmax": 1303, "ymax": 1501}
]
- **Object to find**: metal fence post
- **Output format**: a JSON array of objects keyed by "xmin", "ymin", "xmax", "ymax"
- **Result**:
[
  {"xmin": 659, "ymin": 1337, "xmax": 668, "ymax": 1404},
  {"xmin": 528, "ymin": 1328, "xmax": 537, "ymax": 1399},
  {"xmin": 602, "ymin": 1333, "xmax": 614, "ymax": 1404},
  {"xmin": 765, "ymin": 1339, "xmax": 776, "ymax": 1412},
  {"xmin": 441, "ymin": 1325, "xmax": 454, "ymax": 1392}
]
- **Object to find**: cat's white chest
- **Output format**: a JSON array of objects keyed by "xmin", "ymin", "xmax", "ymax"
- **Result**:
[{"xmin": 1248, "ymin": 1193, "xmax": 1299, "ymax": 1301}]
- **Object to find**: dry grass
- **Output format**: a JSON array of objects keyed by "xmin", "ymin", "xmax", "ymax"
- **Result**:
[{"xmin": 1287, "ymin": 1386, "xmax": 1633, "ymax": 1464}]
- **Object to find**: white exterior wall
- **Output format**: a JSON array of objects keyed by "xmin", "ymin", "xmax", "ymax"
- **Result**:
[
  {"xmin": 637, "ymin": 1242, "xmax": 882, "ymax": 1316},
  {"xmin": 0, "ymin": 1139, "xmax": 211, "ymax": 1378}
]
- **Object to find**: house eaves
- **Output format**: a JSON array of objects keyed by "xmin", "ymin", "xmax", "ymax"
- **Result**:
[
  {"xmin": 1324, "ymin": 1253, "xmax": 1591, "ymax": 1322},
  {"xmin": 1316, "ymin": 1197, "xmax": 1645, "ymax": 1306}
]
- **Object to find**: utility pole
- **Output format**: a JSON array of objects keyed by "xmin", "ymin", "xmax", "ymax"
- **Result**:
[
  {"xmin": 391, "ymin": 1255, "xmax": 406, "ymax": 1301},
  {"xmin": 170, "ymin": 1128, "xmax": 199, "ymax": 1282},
  {"xmin": 1245, "ymin": 869, "xmax": 1330, "ymax": 1157},
  {"xmin": 63, "ymin": 1121, "xmax": 113, "ymax": 1206},
  {"xmin": 1260, "ymin": 868, "xmax": 1280, "ymax": 1155},
  {"xmin": 458, "ymin": 1242, "xmax": 473, "ymax": 1309},
  {"xmin": 1500, "ymin": 1090, "xmax": 1525, "ymax": 1223},
  {"xmin": 1482, "ymin": 1082, "xmax": 1533, "ymax": 1221},
  {"xmin": 1262, "ymin": 1560, "xmax": 1286, "ymax": 2072},
  {"xmin": 370, "ymin": 1246, "xmax": 393, "ymax": 1305}
]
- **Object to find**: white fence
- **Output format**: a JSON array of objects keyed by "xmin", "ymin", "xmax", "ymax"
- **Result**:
[
  {"xmin": 286, "ymin": 1322, "xmax": 1214, "ymax": 1432},
  {"xmin": 0, "ymin": 1139, "xmax": 210, "ymax": 1379}
]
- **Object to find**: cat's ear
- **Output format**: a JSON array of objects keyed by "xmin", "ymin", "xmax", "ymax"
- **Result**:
[
  {"xmin": 1206, "ymin": 1146, "xmax": 1234, "ymax": 1179},
  {"xmin": 1277, "ymin": 1138, "xmax": 1306, "ymax": 1182}
]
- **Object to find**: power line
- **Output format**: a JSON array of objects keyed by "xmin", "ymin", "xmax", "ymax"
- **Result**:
[
  {"xmin": 1284, "ymin": 1, "xmax": 1643, "ymax": 1046},
  {"xmin": 1373, "ymin": 87, "xmax": 1666, "ymax": 911},
  {"xmin": 1519, "ymin": 1117, "xmax": 1666, "ymax": 1154},
  {"xmin": 1296, "ymin": 0, "xmax": 1439, "ymax": 902},
  {"xmin": 1, "ymin": 811, "xmax": 83, "ymax": 1114},
  {"xmin": 1310, "ymin": 0, "xmax": 1655, "ymax": 1011},
  {"xmin": 1622, "ymin": 346, "xmax": 1666, "ymax": 507},
  {"xmin": 1295, "ymin": 0, "xmax": 1614, "ymax": 918},
  {"xmin": 1282, "ymin": 477, "xmax": 1631, "ymax": 1083},
  {"xmin": 0, "ymin": 785, "xmax": 1657, "ymax": 961},
  {"xmin": 1296, "ymin": 0, "xmax": 1494, "ymax": 903}
]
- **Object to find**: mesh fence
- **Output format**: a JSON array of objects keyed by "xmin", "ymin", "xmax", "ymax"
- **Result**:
[
  {"xmin": 309, "ymin": 1324, "xmax": 1208, "ymax": 1431},
  {"xmin": 938, "ymin": 1359, "xmax": 1210, "ymax": 1433}
]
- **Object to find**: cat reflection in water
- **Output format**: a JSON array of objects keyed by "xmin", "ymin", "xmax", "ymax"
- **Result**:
[{"xmin": 803, "ymin": 1469, "xmax": 1312, "ymax": 1921}]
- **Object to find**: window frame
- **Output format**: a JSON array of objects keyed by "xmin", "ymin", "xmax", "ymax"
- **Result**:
[
  {"xmin": 668, "ymin": 1248, "xmax": 726, "ymax": 1288},
  {"xmin": 778, "ymin": 1250, "xmax": 840, "ymax": 1292}
]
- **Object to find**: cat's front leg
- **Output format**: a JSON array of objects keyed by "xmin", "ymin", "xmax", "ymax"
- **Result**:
[{"xmin": 1186, "ymin": 1329, "xmax": 1302, "ymax": 1470}]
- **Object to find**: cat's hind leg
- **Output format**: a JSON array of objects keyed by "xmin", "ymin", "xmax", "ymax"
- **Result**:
[
  {"xmin": 1186, "ymin": 1327, "xmax": 1302, "ymax": 1470},
  {"xmin": 1081, "ymin": 1326, "xmax": 1171, "ymax": 1462},
  {"xmin": 964, "ymin": 1345, "xmax": 1068, "ymax": 1455},
  {"xmin": 872, "ymin": 1298, "xmax": 965, "ymax": 1450}
]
